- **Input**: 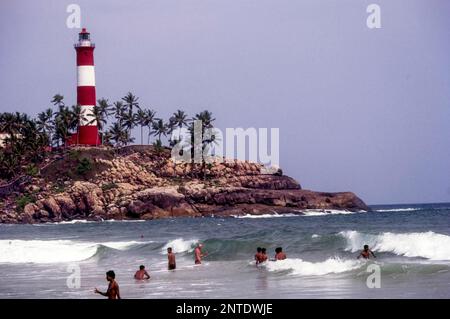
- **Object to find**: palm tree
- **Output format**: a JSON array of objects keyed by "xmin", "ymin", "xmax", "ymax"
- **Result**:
[
  {"xmin": 169, "ymin": 109, "xmax": 188, "ymax": 146},
  {"xmin": 36, "ymin": 108, "xmax": 54, "ymax": 146},
  {"xmin": 152, "ymin": 119, "xmax": 168, "ymax": 143},
  {"xmin": 145, "ymin": 109, "xmax": 157, "ymax": 145},
  {"xmin": 51, "ymin": 94, "xmax": 65, "ymax": 108},
  {"xmin": 135, "ymin": 108, "xmax": 154, "ymax": 145},
  {"xmin": 89, "ymin": 99, "xmax": 110, "ymax": 145},
  {"xmin": 70, "ymin": 105, "xmax": 88, "ymax": 145},
  {"xmin": 121, "ymin": 92, "xmax": 139, "ymax": 117},
  {"xmin": 190, "ymin": 110, "xmax": 217, "ymax": 178},
  {"xmin": 113, "ymin": 101, "xmax": 126, "ymax": 123},
  {"xmin": 109, "ymin": 122, "xmax": 125, "ymax": 147},
  {"xmin": 122, "ymin": 112, "xmax": 136, "ymax": 144},
  {"xmin": 0, "ymin": 112, "xmax": 28, "ymax": 149}
]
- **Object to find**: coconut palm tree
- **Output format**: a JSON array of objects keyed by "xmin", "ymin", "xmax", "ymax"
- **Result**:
[
  {"xmin": 69, "ymin": 105, "xmax": 88, "ymax": 145},
  {"xmin": 122, "ymin": 112, "xmax": 136, "ymax": 144},
  {"xmin": 152, "ymin": 119, "xmax": 168, "ymax": 143},
  {"xmin": 36, "ymin": 108, "xmax": 54, "ymax": 146},
  {"xmin": 168, "ymin": 109, "xmax": 189, "ymax": 146},
  {"xmin": 122, "ymin": 92, "xmax": 139, "ymax": 117},
  {"xmin": 51, "ymin": 94, "xmax": 65, "ymax": 108},
  {"xmin": 113, "ymin": 101, "xmax": 126, "ymax": 123},
  {"xmin": 189, "ymin": 110, "xmax": 217, "ymax": 178},
  {"xmin": 89, "ymin": 99, "xmax": 110, "ymax": 145},
  {"xmin": 135, "ymin": 108, "xmax": 148, "ymax": 145},
  {"xmin": 145, "ymin": 109, "xmax": 157, "ymax": 145},
  {"xmin": 108, "ymin": 122, "xmax": 125, "ymax": 147}
]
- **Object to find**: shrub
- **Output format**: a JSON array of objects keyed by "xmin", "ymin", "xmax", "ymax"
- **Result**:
[
  {"xmin": 16, "ymin": 194, "xmax": 36, "ymax": 211},
  {"xmin": 76, "ymin": 157, "xmax": 92, "ymax": 176},
  {"xmin": 26, "ymin": 164, "xmax": 39, "ymax": 177}
]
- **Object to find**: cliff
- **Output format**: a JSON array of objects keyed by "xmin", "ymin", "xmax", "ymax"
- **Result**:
[{"xmin": 0, "ymin": 146, "xmax": 369, "ymax": 223}]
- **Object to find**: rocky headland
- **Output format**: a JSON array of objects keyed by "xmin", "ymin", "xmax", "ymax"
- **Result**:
[{"xmin": 0, "ymin": 146, "xmax": 369, "ymax": 223}]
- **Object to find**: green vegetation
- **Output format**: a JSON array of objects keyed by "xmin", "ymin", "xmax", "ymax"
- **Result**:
[
  {"xmin": 25, "ymin": 164, "xmax": 39, "ymax": 177},
  {"xmin": 76, "ymin": 158, "xmax": 93, "ymax": 176},
  {"xmin": 0, "ymin": 92, "xmax": 216, "ymax": 182},
  {"xmin": 16, "ymin": 194, "xmax": 36, "ymax": 211}
]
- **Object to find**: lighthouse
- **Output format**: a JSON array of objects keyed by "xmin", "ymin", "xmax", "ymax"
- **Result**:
[{"xmin": 71, "ymin": 28, "xmax": 100, "ymax": 145}]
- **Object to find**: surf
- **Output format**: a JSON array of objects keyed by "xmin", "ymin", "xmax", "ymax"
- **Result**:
[
  {"xmin": 339, "ymin": 230, "xmax": 450, "ymax": 260},
  {"xmin": 263, "ymin": 257, "xmax": 364, "ymax": 276},
  {"xmin": 0, "ymin": 239, "xmax": 151, "ymax": 264}
]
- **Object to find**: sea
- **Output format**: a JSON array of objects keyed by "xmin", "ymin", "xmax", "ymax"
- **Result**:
[{"xmin": 0, "ymin": 203, "xmax": 449, "ymax": 299}]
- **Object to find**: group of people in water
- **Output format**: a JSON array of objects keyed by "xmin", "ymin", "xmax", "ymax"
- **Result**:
[
  {"xmin": 254, "ymin": 247, "xmax": 287, "ymax": 264},
  {"xmin": 94, "ymin": 243, "xmax": 376, "ymax": 299}
]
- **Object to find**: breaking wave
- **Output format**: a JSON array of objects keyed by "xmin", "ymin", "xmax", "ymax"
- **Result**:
[
  {"xmin": 0, "ymin": 239, "xmax": 151, "ymax": 264},
  {"xmin": 339, "ymin": 230, "xmax": 450, "ymax": 261},
  {"xmin": 374, "ymin": 208, "xmax": 421, "ymax": 212},
  {"xmin": 160, "ymin": 238, "xmax": 198, "ymax": 254},
  {"xmin": 264, "ymin": 257, "xmax": 363, "ymax": 276}
]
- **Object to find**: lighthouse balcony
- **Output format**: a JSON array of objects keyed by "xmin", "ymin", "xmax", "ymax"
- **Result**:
[{"xmin": 74, "ymin": 41, "xmax": 95, "ymax": 48}]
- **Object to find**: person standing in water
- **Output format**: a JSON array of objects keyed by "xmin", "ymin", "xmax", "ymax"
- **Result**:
[
  {"xmin": 167, "ymin": 247, "xmax": 176, "ymax": 270},
  {"xmin": 134, "ymin": 265, "xmax": 150, "ymax": 280},
  {"xmin": 357, "ymin": 245, "xmax": 377, "ymax": 259},
  {"xmin": 94, "ymin": 270, "xmax": 121, "ymax": 299},
  {"xmin": 261, "ymin": 248, "xmax": 268, "ymax": 263},
  {"xmin": 255, "ymin": 247, "xmax": 263, "ymax": 265},
  {"xmin": 194, "ymin": 243, "xmax": 207, "ymax": 264},
  {"xmin": 274, "ymin": 247, "xmax": 287, "ymax": 260}
]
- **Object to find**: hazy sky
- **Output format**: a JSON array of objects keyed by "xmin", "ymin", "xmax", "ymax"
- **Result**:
[{"xmin": 1, "ymin": 0, "xmax": 449, "ymax": 205}]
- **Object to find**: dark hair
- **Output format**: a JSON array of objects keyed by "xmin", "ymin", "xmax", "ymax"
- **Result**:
[
  {"xmin": 106, "ymin": 270, "xmax": 115, "ymax": 279},
  {"xmin": 364, "ymin": 245, "xmax": 369, "ymax": 249},
  {"xmin": 261, "ymin": 248, "xmax": 266, "ymax": 253},
  {"xmin": 275, "ymin": 247, "xmax": 282, "ymax": 253},
  {"xmin": 139, "ymin": 265, "xmax": 145, "ymax": 270},
  {"xmin": 167, "ymin": 247, "xmax": 172, "ymax": 252},
  {"xmin": 257, "ymin": 247, "xmax": 262, "ymax": 252}
]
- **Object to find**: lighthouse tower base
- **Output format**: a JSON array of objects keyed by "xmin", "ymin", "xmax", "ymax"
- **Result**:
[{"xmin": 67, "ymin": 127, "xmax": 101, "ymax": 146}]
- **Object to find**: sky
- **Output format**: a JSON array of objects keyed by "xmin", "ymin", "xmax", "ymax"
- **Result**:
[{"xmin": 0, "ymin": 0, "xmax": 449, "ymax": 205}]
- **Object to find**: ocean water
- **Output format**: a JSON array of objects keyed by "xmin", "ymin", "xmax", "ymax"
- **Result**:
[{"xmin": 0, "ymin": 203, "xmax": 449, "ymax": 299}]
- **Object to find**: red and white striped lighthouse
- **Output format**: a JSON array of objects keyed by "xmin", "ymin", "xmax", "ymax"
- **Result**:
[{"xmin": 72, "ymin": 28, "xmax": 100, "ymax": 145}]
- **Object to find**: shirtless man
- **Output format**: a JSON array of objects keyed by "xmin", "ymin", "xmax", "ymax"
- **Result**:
[
  {"xmin": 94, "ymin": 270, "xmax": 121, "ymax": 299},
  {"xmin": 194, "ymin": 243, "xmax": 207, "ymax": 264},
  {"xmin": 134, "ymin": 265, "xmax": 150, "ymax": 280},
  {"xmin": 357, "ymin": 245, "xmax": 377, "ymax": 259},
  {"xmin": 167, "ymin": 247, "xmax": 176, "ymax": 270},
  {"xmin": 255, "ymin": 247, "xmax": 263, "ymax": 265},
  {"xmin": 275, "ymin": 247, "xmax": 287, "ymax": 260},
  {"xmin": 260, "ymin": 248, "xmax": 268, "ymax": 263}
]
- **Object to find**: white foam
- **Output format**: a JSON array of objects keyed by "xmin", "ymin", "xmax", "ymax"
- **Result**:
[
  {"xmin": 340, "ymin": 230, "xmax": 450, "ymax": 261},
  {"xmin": 300, "ymin": 209, "xmax": 358, "ymax": 216},
  {"xmin": 0, "ymin": 239, "xmax": 150, "ymax": 264},
  {"xmin": 233, "ymin": 213, "xmax": 297, "ymax": 219},
  {"xmin": 160, "ymin": 238, "xmax": 198, "ymax": 254},
  {"xmin": 374, "ymin": 208, "xmax": 421, "ymax": 212},
  {"xmin": 311, "ymin": 234, "xmax": 320, "ymax": 238},
  {"xmin": 264, "ymin": 257, "xmax": 363, "ymax": 276}
]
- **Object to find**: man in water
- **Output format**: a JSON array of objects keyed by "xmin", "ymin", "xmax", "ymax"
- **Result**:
[
  {"xmin": 255, "ymin": 247, "xmax": 263, "ymax": 264},
  {"xmin": 94, "ymin": 270, "xmax": 121, "ymax": 299},
  {"xmin": 167, "ymin": 247, "xmax": 176, "ymax": 270},
  {"xmin": 134, "ymin": 265, "xmax": 150, "ymax": 280},
  {"xmin": 357, "ymin": 244, "xmax": 377, "ymax": 259},
  {"xmin": 261, "ymin": 248, "xmax": 268, "ymax": 263},
  {"xmin": 194, "ymin": 243, "xmax": 207, "ymax": 264},
  {"xmin": 275, "ymin": 247, "xmax": 287, "ymax": 260}
]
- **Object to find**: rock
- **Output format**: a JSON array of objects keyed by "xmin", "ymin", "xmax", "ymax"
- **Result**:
[
  {"xmin": 0, "ymin": 147, "xmax": 369, "ymax": 223},
  {"xmin": 23, "ymin": 203, "xmax": 38, "ymax": 216},
  {"xmin": 54, "ymin": 195, "xmax": 77, "ymax": 217},
  {"xmin": 39, "ymin": 197, "xmax": 61, "ymax": 218}
]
